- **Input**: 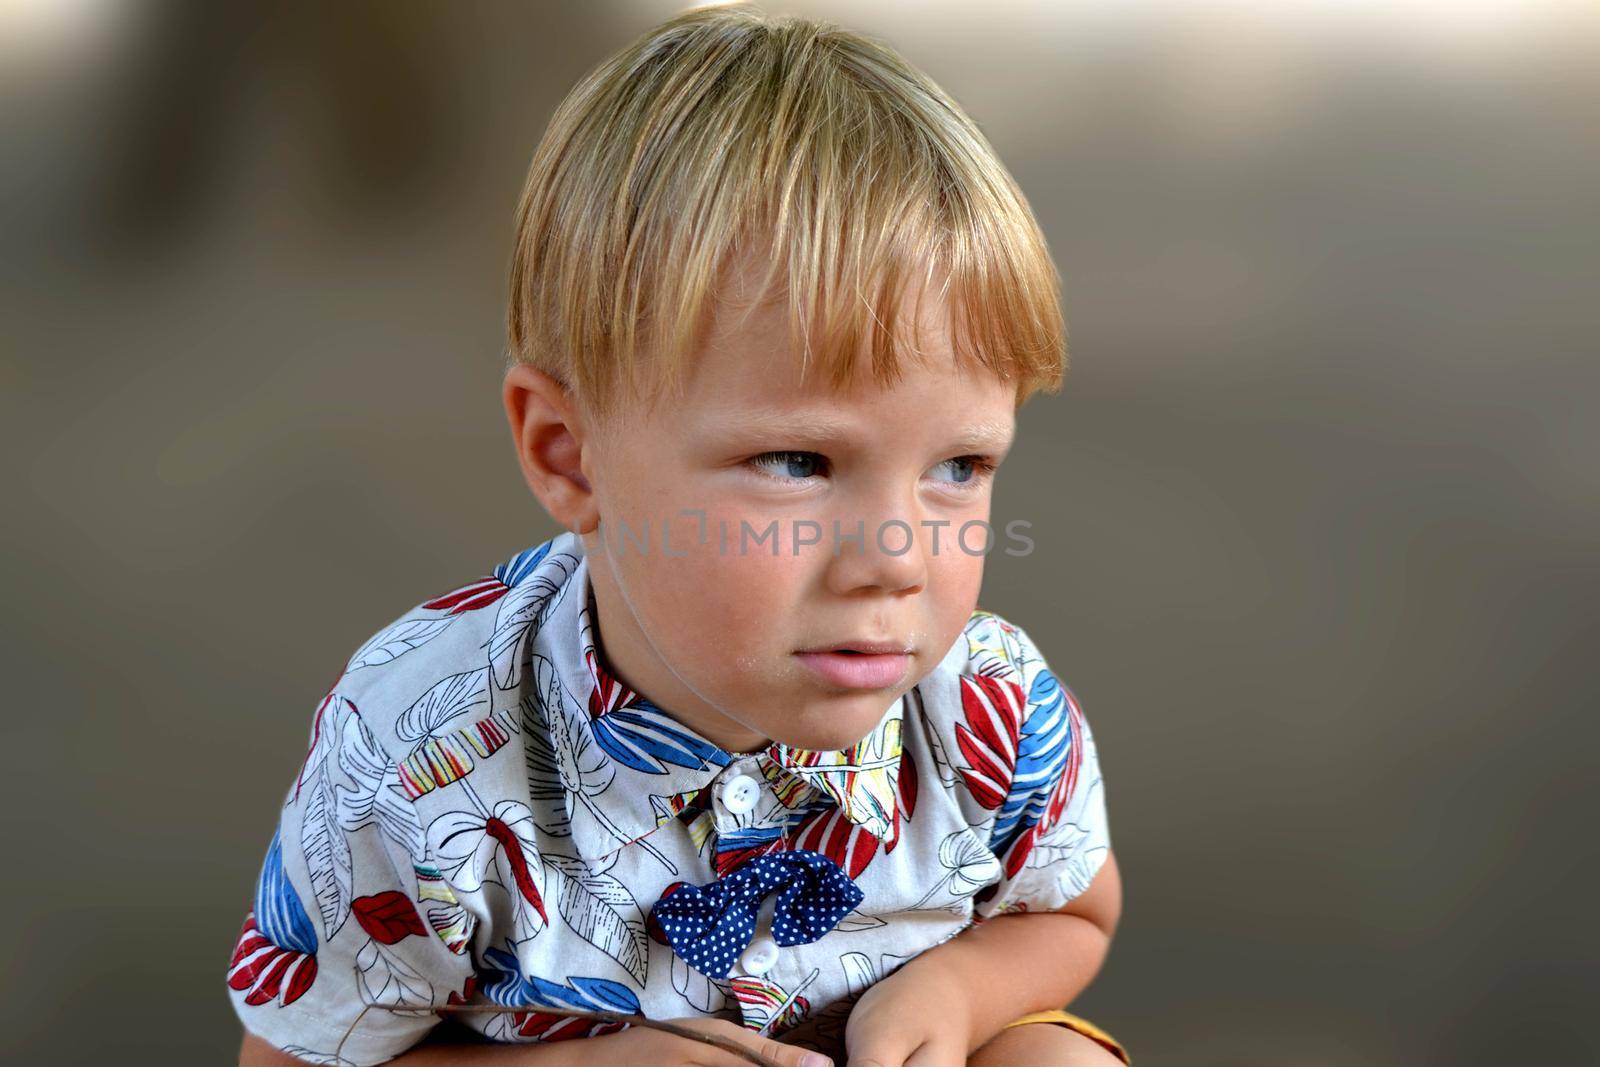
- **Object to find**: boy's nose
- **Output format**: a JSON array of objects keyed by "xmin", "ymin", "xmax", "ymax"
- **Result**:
[{"xmin": 820, "ymin": 513, "xmax": 929, "ymax": 597}]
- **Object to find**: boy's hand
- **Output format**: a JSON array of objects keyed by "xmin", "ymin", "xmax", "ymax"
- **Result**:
[
  {"xmin": 612, "ymin": 1016, "xmax": 835, "ymax": 1067},
  {"xmin": 842, "ymin": 957, "xmax": 972, "ymax": 1067}
]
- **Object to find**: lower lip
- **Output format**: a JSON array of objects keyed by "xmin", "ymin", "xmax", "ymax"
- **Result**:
[{"xmin": 795, "ymin": 651, "xmax": 911, "ymax": 689}]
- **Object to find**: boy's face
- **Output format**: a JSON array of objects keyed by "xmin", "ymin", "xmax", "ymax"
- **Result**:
[{"xmin": 578, "ymin": 270, "xmax": 1017, "ymax": 755}]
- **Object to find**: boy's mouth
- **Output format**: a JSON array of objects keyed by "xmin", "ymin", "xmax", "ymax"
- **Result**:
[
  {"xmin": 797, "ymin": 640, "xmax": 912, "ymax": 655},
  {"xmin": 794, "ymin": 641, "xmax": 913, "ymax": 689}
]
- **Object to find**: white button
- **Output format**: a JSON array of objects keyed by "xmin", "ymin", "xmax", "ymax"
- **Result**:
[
  {"xmin": 740, "ymin": 935, "xmax": 779, "ymax": 975},
  {"xmin": 720, "ymin": 773, "xmax": 760, "ymax": 814}
]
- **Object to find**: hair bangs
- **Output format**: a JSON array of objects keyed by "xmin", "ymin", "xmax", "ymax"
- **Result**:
[{"xmin": 508, "ymin": 4, "xmax": 1067, "ymax": 420}]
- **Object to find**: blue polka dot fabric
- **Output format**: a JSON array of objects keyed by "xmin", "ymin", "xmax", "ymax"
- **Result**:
[{"xmin": 647, "ymin": 848, "xmax": 865, "ymax": 979}]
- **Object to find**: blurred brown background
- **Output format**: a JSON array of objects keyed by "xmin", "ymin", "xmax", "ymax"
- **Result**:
[{"xmin": 3, "ymin": 1, "xmax": 1596, "ymax": 1063}]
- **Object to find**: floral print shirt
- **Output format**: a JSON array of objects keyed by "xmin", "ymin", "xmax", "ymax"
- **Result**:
[{"xmin": 227, "ymin": 529, "xmax": 1111, "ymax": 1064}]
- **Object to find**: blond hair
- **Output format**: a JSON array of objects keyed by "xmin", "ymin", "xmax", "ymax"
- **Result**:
[{"xmin": 507, "ymin": 3, "xmax": 1067, "ymax": 419}]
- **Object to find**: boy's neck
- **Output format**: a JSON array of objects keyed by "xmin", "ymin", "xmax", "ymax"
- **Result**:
[{"xmin": 584, "ymin": 569, "xmax": 773, "ymax": 756}]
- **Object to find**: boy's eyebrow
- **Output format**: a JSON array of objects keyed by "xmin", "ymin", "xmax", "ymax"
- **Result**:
[
  {"xmin": 950, "ymin": 417, "xmax": 1017, "ymax": 454},
  {"xmin": 713, "ymin": 411, "xmax": 1015, "ymax": 453}
]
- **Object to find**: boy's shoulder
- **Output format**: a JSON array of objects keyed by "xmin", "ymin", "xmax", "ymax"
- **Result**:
[
  {"xmin": 917, "ymin": 605, "xmax": 1078, "ymax": 749},
  {"xmin": 916, "ymin": 606, "xmax": 1092, "ymax": 814},
  {"xmin": 313, "ymin": 532, "xmax": 587, "ymax": 761},
  {"xmin": 958, "ymin": 608, "xmax": 1053, "ymax": 687},
  {"xmin": 924, "ymin": 607, "xmax": 1064, "ymax": 713}
]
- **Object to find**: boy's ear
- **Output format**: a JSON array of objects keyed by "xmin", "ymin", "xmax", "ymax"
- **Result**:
[{"xmin": 503, "ymin": 364, "xmax": 599, "ymax": 535}]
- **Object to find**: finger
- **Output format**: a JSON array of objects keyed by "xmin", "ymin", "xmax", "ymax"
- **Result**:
[
  {"xmin": 664, "ymin": 1016, "xmax": 834, "ymax": 1067},
  {"xmin": 751, "ymin": 1033, "xmax": 835, "ymax": 1067},
  {"xmin": 650, "ymin": 1025, "xmax": 752, "ymax": 1066},
  {"xmin": 657, "ymin": 1019, "xmax": 767, "ymax": 1066},
  {"xmin": 682, "ymin": 1038, "xmax": 778, "ymax": 1067},
  {"xmin": 666, "ymin": 1023, "xmax": 818, "ymax": 1067},
  {"xmin": 902, "ymin": 1039, "xmax": 963, "ymax": 1067},
  {"xmin": 689, "ymin": 1037, "xmax": 781, "ymax": 1067},
  {"xmin": 846, "ymin": 1038, "xmax": 914, "ymax": 1067},
  {"xmin": 692, "ymin": 1036, "xmax": 831, "ymax": 1067}
]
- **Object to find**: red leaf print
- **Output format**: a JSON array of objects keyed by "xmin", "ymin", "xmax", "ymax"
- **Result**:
[
  {"xmin": 513, "ymin": 1011, "xmax": 629, "ymax": 1041},
  {"xmin": 585, "ymin": 647, "xmax": 640, "ymax": 719},
  {"xmin": 485, "ymin": 817, "xmax": 550, "ymax": 924},
  {"xmin": 423, "ymin": 576, "xmax": 511, "ymax": 614},
  {"xmin": 440, "ymin": 975, "xmax": 479, "ymax": 1019},
  {"xmin": 353, "ymin": 891, "xmax": 428, "ymax": 945},
  {"xmin": 228, "ymin": 914, "xmax": 318, "ymax": 1007},
  {"xmin": 1000, "ymin": 822, "xmax": 1040, "ymax": 878},
  {"xmin": 955, "ymin": 675, "xmax": 1024, "ymax": 810},
  {"xmin": 790, "ymin": 806, "xmax": 880, "ymax": 880},
  {"xmin": 279, "ymin": 952, "xmax": 317, "ymax": 1004},
  {"xmin": 713, "ymin": 839, "xmax": 784, "ymax": 879},
  {"xmin": 884, "ymin": 745, "xmax": 920, "ymax": 854}
]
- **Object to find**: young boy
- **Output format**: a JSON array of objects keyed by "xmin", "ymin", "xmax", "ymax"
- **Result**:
[{"xmin": 231, "ymin": 6, "xmax": 1123, "ymax": 1065}]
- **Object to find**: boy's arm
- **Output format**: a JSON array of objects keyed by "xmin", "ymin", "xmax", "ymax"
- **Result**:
[
  {"xmin": 240, "ymin": 1031, "xmax": 590, "ymax": 1065},
  {"xmin": 853, "ymin": 848, "xmax": 1123, "ymax": 1058},
  {"xmin": 241, "ymin": 1014, "xmax": 831, "ymax": 1066}
]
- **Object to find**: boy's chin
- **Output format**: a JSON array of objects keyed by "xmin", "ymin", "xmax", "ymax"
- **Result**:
[{"xmin": 767, "ymin": 694, "xmax": 902, "ymax": 752}]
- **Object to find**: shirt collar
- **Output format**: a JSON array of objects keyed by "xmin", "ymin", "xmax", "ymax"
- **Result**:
[{"xmin": 533, "ymin": 533, "xmax": 904, "ymax": 863}]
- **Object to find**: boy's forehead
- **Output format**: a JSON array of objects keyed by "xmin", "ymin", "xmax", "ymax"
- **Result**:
[
  {"xmin": 694, "ymin": 298, "xmax": 963, "ymax": 409},
  {"xmin": 695, "ymin": 258, "xmax": 962, "ymax": 396},
  {"xmin": 593, "ymin": 237, "xmax": 1019, "ymax": 433},
  {"xmin": 695, "ymin": 400, "xmax": 1017, "ymax": 457},
  {"xmin": 678, "ymin": 298, "xmax": 1016, "ymax": 451}
]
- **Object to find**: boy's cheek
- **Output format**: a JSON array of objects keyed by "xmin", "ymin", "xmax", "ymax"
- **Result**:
[
  {"xmin": 926, "ymin": 549, "xmax": 988, "ymax": 637},
  {"xmin": 933, "ymin": 542, "xmax": 986, "ymax": 597},
  {"xmin": 605, "ymin": 512, "xmax": 795, "ymax": 627},
  {"xmin": 654, "ymin": 540, "xmax": 799, "ymax": 632}
]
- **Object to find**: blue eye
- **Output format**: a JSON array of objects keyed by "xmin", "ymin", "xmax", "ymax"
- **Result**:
[
  {"xmin": 746, "ymin": 451, "xmax": 997, "ymax": 489},
  {"xmin": 930, "ymin": 456, "xmax": 997, "ymax": 487},
  {"xmin": 750, "ymin": 451, "xmax": 827, "ymax": 481}
]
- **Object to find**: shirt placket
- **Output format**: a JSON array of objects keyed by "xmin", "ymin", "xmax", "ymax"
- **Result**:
[{"xmin": 708, "ymin": 757, "xmax": 795, "ymax": 997}]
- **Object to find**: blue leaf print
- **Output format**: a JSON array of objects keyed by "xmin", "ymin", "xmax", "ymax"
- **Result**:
[
  {"xmin": 494, "ymin": 540, "xmax": 554, "ymax": 589},
  {"xmin": 717, "ymin": 825, "xmax": 784, "ymax": 852},
  {"xmin": 590, "ymin": 706, "xmax": 732, "ymax": 775},
  {"xmin": 256, "ymin": 830, "xmax": 318, "ymax": 956},
  {"xmin": 480, "ymin": 943, "xmax": 641, "ymax": 1014},
  {"xmin": 532, "ymin": 974, "xmax": 640, "ymax": 1015},
  {"xmin": 987, "ymin": 669, "xmax": 1073, "ymax": 856}
]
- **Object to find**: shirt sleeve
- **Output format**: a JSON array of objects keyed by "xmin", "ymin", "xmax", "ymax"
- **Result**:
[
  {"xmin": 227, "ymin": 686, "xmax": 473, "ymax": 1065},
  {"xmin": 950, "ymin": 611, "xmax": 1112, "ymax": 921}
]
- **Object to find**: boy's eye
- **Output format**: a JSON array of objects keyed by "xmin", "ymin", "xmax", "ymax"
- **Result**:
[
  {"xmin": 749, "ymin": 450, "xmax": 828, "ymax": 481},
  {"xmin": 929, "ymin": 455, "xmax": 998, "ymax": 487},
  {"xmin": 747, "ymin": 452, "xmax": 998, "ymax": 488},
  {"xmin": 934, "ymin": 460, "xmax": 992, "ymax": 492}
]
